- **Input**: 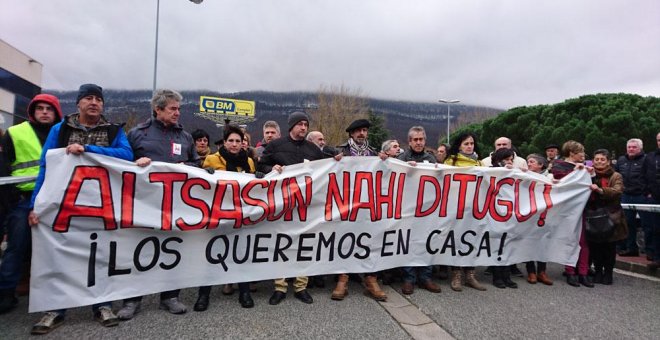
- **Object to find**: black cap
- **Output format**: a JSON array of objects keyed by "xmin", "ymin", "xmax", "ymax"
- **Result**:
[
  {"xmin": 287, "ymin": 111, "xmax": 309, "ymax": 131},
  {"xmin": 77, "ymin": 84, "xmax": 104, "ymax": 103},
  {"xmin": 544, "ymin": 144, "xmax": 560, "ymax": 150},
  {"xmin": 345, "ymin": 119, "xmax": 370, "ymax": 133}
]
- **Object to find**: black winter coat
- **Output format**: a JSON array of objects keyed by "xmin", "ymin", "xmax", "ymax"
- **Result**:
[
  {"xmin": 257, "ymin": 136, "xmax": 324, "ymax": 173},
  {"xmin": 615, "ymin": 153, "xmax": 647, "ymax": 195}
]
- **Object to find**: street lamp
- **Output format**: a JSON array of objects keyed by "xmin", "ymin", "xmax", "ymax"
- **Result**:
[
  {"xmin": 153, "ymin": 0, "xmax": 203, "ymax": 94},
  {"xmin": 438, "ymin": 99, "xmax": 460, "ymax": 144}
]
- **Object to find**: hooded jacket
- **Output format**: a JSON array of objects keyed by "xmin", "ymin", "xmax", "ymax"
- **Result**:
[{"xmin": 0, "ymin": 94, "xmax": 63, "ymax": 194}]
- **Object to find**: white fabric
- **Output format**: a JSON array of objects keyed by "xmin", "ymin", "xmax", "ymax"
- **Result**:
[{"xmin": 30, "ymin": 148, "xmax": 591, "ymax": 312}]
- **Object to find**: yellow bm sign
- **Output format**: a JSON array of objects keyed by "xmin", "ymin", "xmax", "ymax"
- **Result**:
[{"xmin": 199, "ymin": 96, "xmax": 256, "ymax": 116}]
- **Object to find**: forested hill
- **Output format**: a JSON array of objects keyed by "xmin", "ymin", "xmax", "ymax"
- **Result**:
[
  {"xmin": 453, "ymin": 93, "xmax": 660, "ymax": 158},
  {"xmin": 45, "ymin": 89, "xmax": 501, "ymax": 146}
]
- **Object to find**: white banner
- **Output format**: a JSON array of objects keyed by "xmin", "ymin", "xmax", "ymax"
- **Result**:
[{"xmin": 30, "ymin": 149, "xmax": 591, "ymax": 312}]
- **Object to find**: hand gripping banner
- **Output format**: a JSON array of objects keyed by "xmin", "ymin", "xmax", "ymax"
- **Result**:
[{"xmin": 29, "ymin": 149, "xmax": 591, "ymax": 312}]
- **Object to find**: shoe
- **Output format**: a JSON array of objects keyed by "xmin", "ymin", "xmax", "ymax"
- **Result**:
[
  {"xmin": 294, "ymin": 290, "xmax": 313, "ymax": 304},
  {"xmin": 503, "ymin": 277, "xmax": 518, "ymax": 289},
  {"xmin": 527, "ymin": 273, "xmax": 537, "ymax": 284},
  {"xmin": 618, "ymin": 249, "xmax": 639, "ymax": 257},
  {"xmin": 566, "ymin": 275, "xmax": 580, "ymax": 287},
  {"xmin": 465, "ymin": 269, "xmax": 487, "ymax": 291},
  {"xmin": 0, "ymin": 289, "xmax": 18, "ymax": 314},
  {"xmin": 117, "ymin": 300, "xmax": 141, "ymax": 320},
  {"xmin": 222, "ymin": 284, "xmax": 235, "ymax": 295},
  {"xmin": 312, "ymin": 276, "xmax": 325, "ymax": 289},
  {"xmin": 537, "ymin": 272, "xmax": 553, "ymax": 285},
  {"xmin": 363, "ymin": 275, "xmax": 387, "ymax": 301},
  {"xmin": 159, "ymin": 297, "xmax": 187, "ymax": 314},
  {"xmin": 331, "ymin": 274, "xmax": 349, "ymax": 300},
  {"xmin": 193, "ymin": 294, "xmax": 209, "ymax": 312},
  {"xmin": 31, "ymin": 312, "xmax": 65, "ymax": 335},
  {"xmin": 450, "ymin": 269, "xmax": 463, "ymax": 291},
  {"xmin": 269, "ymin": 291, "xmax": 286, "ymax": 305},
  {"xmin": 94, "ymin": 306, "xmax": 119, "ymax": 327},
  {"xmin": 648, "ymin": 261, "xmax": 660, "ymax": 271},
  {"xmin": 510, "ymin": 265, "xmax": 523, "ymax": 277},
  {"xmin": 492, "ymin": 278, "xmax": 506, "ymax": 288},
  {"xmin": 401, "ymin": 281, "xmax": 414, "ymax": 295},
  {"xmin": 419, "ymin": 280, "xmax": 442, "ymax": 293},
  {"xmin": 578, "ymin": 275, "xmax": 594, "ymax": 288},
  {"xmin": 238, "ymin": 292, "xmax": 254, "ymax": 308}
]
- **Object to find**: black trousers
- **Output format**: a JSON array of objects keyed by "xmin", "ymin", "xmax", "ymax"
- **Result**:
[{"xmin": 589, "ymin": 241, "xmax": 616, "ymax": 271}]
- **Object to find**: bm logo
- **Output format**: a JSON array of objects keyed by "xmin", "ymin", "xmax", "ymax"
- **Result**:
[{"xmin": 201, "ymin": 98, "xmax": 235, "ymax": 113}]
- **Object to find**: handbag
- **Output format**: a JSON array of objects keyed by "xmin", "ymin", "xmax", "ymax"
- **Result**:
[{"xmin": 584, "ymin": 207, "xmax": 615, "ymax": 242}]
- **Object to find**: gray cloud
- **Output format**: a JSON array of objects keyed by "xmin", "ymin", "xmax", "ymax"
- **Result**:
[{"xmin": 1, "ymin": 0, "xmax": 658, "ymax": 108}]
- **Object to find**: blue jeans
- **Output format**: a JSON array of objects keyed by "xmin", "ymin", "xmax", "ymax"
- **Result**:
[
  {"xmin": 402, "ymin": 266, "xmax": 432, "ymax": 284},
  {"xmin": 0, "ymin": 197, "xmax": 31, "ymax": 290},
  {"xmin": 621, "ymin": 194, "xmax": 655, "ymax": 255}
]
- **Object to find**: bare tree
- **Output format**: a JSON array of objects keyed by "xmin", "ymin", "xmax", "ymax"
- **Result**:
[{"xmin": 309, "ymin": 85, "xmax": 370, "ymax": 146}]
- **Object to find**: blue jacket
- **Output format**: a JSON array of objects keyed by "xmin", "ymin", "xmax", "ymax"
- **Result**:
[{"xmin": 30, "ymin": 116, "xmax": 133, "ymax": 208}]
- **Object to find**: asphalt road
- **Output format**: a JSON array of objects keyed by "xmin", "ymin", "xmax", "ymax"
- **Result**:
[{"xmin": 1, "ymin": 263, "xmax": 659, "ymax": 339}]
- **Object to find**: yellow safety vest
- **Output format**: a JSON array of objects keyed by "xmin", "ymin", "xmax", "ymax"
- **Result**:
[{"xmin": 8, "ymin": 121, "xmax": 42, "ymax": 191}]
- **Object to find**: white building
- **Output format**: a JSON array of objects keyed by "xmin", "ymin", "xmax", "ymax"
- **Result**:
[{"xmin": 0, "ymin": 39, "xmax": 43, "ymax": 132}]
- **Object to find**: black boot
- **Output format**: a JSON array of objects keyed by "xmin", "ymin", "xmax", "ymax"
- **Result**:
[
  {"xmin": 0, "ymin": 289, "xmax": 18, "ymax": 314},
  {"xmin": 566, "ymin": 275, "xmax": 580, "ymax": 287},
  {"xmin": 194, "ymin": 286, "xmax": 211, "ymax": 311},
  {"xmin": 578, "ymin": 275, "xmax": 594, "ymax": 288},
  {"xmin": 492, "ymin": 267, "xmax": 506, "ymax": 289},
  {"xmin": 502, "ymin": 267, "xmax": 518, "ymax": 288}
]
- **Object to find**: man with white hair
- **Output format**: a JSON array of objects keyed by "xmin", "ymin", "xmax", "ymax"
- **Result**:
[
  {"xmin": 481, "ymin": 137, "xmax": 528, "ymax": 169},
  {"xmin": 616, "ymin": 138, "xmax": 654, "ymax": 258}
]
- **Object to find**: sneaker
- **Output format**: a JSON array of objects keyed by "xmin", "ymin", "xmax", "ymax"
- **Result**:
[
  {"xmin": 159, "ymin": 297, "xmax": 187, "ymax": 314},
  {"xmin": 31, "ymin": 312, "xmax": 65, "ymax": 335},
  {"xmin": 117, "ymin": 300, "xmax": 141, "ymax": 320},
  {"xmin": 95, "ymin": 306, "xmax": 119, "ymax": 327}
]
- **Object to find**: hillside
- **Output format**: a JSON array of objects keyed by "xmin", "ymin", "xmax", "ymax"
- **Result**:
[{"xmin": 47, "ymin": 90, "xmax": 502, "ymax": 147}]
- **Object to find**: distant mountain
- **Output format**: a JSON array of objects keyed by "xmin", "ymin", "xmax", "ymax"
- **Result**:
[{"xmin": 47, "ymin": 89, "xmax": 502, "ymax": 147}]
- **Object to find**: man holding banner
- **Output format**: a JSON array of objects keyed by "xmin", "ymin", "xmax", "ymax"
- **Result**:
[
  {"xmin": 117, "ymin": 89, "xmax": 199, "ymax": 320},
  {"xmin": 28, "ymin": 84, "xmax": 133, "ymax": 335},
  {"xmin": 258, "ymin": 111, "xmax": 333, "ymax": 305}
]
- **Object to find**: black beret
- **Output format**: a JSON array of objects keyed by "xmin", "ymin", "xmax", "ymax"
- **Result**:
[{"xmin": 345, "ymin": 119, "xmax": 371, "ymax": 133}]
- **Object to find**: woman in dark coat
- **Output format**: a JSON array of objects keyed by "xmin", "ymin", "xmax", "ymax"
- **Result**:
[{"xmin": 586, "ymin": 149, "xmax": 628, "ymax": 285}]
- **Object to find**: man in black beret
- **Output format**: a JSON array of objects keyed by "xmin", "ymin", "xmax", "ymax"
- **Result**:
[
  {"xmin": 336, "ymin": 119, "xmax": 378, "ymax": 157},
  {"xmin": 332, "ymin": 118, "xmax": 386, "ymax": 302}
]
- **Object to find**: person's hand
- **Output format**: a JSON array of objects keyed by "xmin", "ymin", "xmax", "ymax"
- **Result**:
[
  {"xmin": 585, "ymin": 166, "xmax": 595, "ymax": 175},
  {"xmin": 504, "ymin": 164, "xmax": 514, "ymax": 169},
  {"xmin": 273, "ymin": 165, "xmax": 283, "ymax": 173},
  {"xmin": 333, "ymin": 153, "xmax": 343, "ymax": 161},
  {"xmin": 204, "ymin": 167, "xmax": 215, "ymax": 174},
  {"xmin": 28, "ymin": 210, "xmax": 39, "ymax": 226},
  {"xmin": 378, "ymin": 152, "xmax": 388, "ymax": 160},
  {"xmin": 575, "ymin": 163, "xmax": 585, "ymax": 170},
  {"xmin": 136, "ymin": 157, "xmax": 152, "ymax": 167},
  {"xmin": 65, "ymin": 143, "xmax": 85, "ymax": 155},
  {"xmin": 407, "ymin": 161, "xmax": 417, "ymax": 167},
  {"xmin": 590, "ymin": 184, "xmax": 599, "ymax": 191}
]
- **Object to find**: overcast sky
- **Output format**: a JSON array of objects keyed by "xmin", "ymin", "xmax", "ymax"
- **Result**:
[{"xmin": 1, "ymin": 0, "xmax": 658, "ymax": 109}]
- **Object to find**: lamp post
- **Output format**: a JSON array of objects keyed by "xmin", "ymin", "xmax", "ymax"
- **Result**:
[
  {"xmin": 438, "ymin": 99, "xmax": 460, "ymax": 144},
  {"xmin": 153, "ymin": 0, "xmax": 203, "ymax": 94}
]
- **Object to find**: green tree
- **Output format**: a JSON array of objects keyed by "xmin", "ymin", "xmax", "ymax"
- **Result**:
[{"xmin": 367, "ymin": 110, "xmax": 389, "ymax": 150}]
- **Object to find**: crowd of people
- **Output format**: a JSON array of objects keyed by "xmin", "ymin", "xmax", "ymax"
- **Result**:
[{"xmin": 0, "ymin": 85, "xmax": 658, "ymax": 335}]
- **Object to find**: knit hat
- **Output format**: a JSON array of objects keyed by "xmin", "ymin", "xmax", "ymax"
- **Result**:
[
  {"xmin": 76, "ymin": 83, "xmax": 104, "ymax": 103},
  {"xmin": 287, "ymin": 111, "xmax": 309, "ymax": 131}
]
